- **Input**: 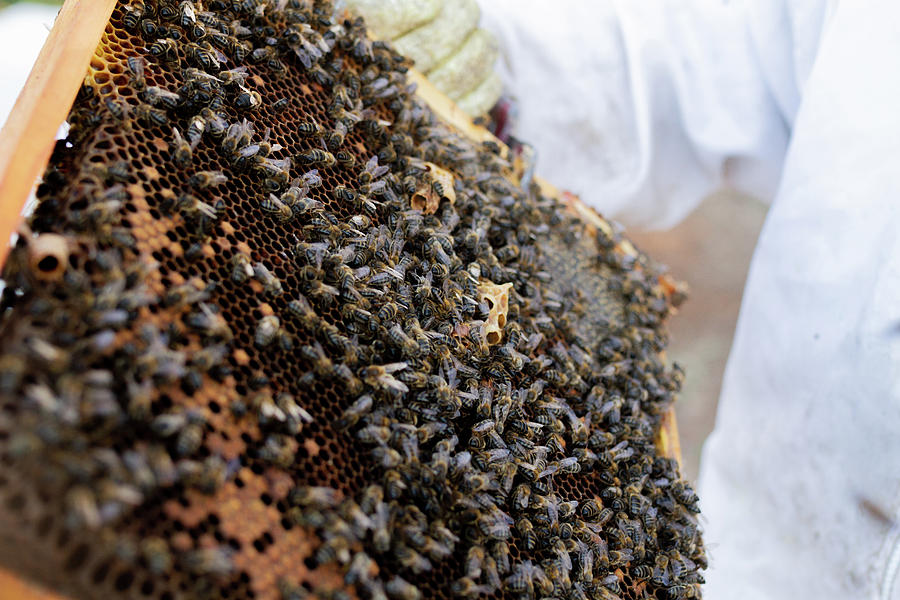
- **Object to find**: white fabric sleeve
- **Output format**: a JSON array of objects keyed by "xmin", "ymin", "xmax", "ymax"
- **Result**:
[{"xmin": 479, "ymin": 0, "xmax": 792, "ymax": 229}]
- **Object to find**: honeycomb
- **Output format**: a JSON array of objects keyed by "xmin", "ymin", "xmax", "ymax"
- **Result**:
[{"xmin": 0, "ymin": 2, "xmax": 705, "ymax": 600}]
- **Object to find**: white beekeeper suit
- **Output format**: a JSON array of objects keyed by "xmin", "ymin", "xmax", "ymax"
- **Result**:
[{"xmin": 480, "ymin": 0, "xmax": 900, "ymax": 598}]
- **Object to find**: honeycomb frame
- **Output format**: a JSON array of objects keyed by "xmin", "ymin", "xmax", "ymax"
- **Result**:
[{"xmin": 0, "ymin": 2, "xmax": 704, "ymax": 600}]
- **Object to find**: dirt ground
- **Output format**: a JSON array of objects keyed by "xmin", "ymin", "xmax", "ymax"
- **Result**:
[{"xmin": 627, "ymin": 192, "xmax": 768, "ymax": 482}]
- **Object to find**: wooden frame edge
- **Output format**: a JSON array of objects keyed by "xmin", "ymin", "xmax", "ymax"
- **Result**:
[{"xmin": 0, "ymin": 0, "xmax": 117, "ymax": 267}]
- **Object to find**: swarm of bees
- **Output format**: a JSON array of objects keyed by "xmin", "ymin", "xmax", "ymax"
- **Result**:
[{"xmin": 0, "ymin": 1, "xmax": 705, "ymax": 600}]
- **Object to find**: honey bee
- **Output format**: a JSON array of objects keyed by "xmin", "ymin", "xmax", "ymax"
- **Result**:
[
  {"xmin": 381, "ymin": 468, "xmax": 407, "ymax": 500},
  {"xmin": 331, "ymin": 362, "xmax": 361, "ymax": 394},
  {"xmin": 238, "ymin": 128, "xmax": 284, "ymax": 160},
  {"xmin": 176, "ymin": 193, "xmax": 219, "ymax": 223},
  {"xmin": 463, "ymin": 545, "xmax": 485, "ymax": 580},
  {"xmin": 298, "ymin": 147, "xmax": 336, "ymax": 167},
  {"xmin": 336, "ymin": 150, "xmax": 356, "ymax": 167},
  {"xmin": 185, "ymin": 114, "xmax": 207, "ymax": 147},
  {"xmin": 142, "ymin": 85, "xmax": 182, "ymax": 109},
  {"xmin": 395, "ymin": 546, "xmax": 432, "ymax": 574},
  {"xmin": 178, "ymin": 0, "xmax": 197, "ymax": 25},
  {"xmin": 229, "ymin": 38, "xmax": 252, "ymax": 61},
  {"xmin": 157, "ymin": 2, "xmax": 177, "ymax": 20},
  {"xmin": 495, "ymin": 460, "xmax": 517, "ymax": 493},
  {"xmin": 316, "ymin": 536, "xmax": 352, "ymax": 566},
  {"xmin": 249, "ymin": 45, "xmax": 276, "ymax": 64},
  {"xmin": 259, "ymin": 194, "xmax": 293, "ymax": 222},
  {"xmin": 284, "ymin": 294, "xmax": 315, "ymax": 329},
  {"xmin": 252, "ymin": 261, "xmax": 283, "ymax": 296},
  {"xmin": 126, "ymin": 56, "xmax": 147, "ymax": 91},
  {"xmin": 148, "ymin": 37, "xmax": 178, "ymax": 61},
  {"xmin": 298, "ymin": 119, "xmax": 322, "ymax": 137},
  {"xmin": 162, "ymin": 279, "xmax": 213, "ymax": 308},
  {"xmin": 253, "ymin": 315, "xmax": 294, "ymax": 352},
  {"xmin": 256, "ymin": 156, "xmax": 292, "ymax": 183},
  {"xmin": 150, "ymin": 410, "xmax": 187, "ymax": 437},
  {"xmin": 188, "ymin": 170, "xmax": 227, "ymax": 188},
  {"xmin": 385, "ymin": 324, "xmax": 420, "ymax": 358},
  {"xmin": 257, "ymin": 433, "xmax": 297, "ymax": 468},
  {"xmin": 541, "ymin": 456, "xmax": 581, "ymax": 478},
  {"xmin": 184, "ymin": 41, "xmax": 218, "ymax": 71},
  {"xmin": 64, "ymin": 485, "xmax": 100, "ymax": 529},
  {"xmin": 182, "ymin": 546, "xmax": 234, "ymax": 576},
  {"xmin": 385, "ymin": 577, "xmax": 421, "ymax": 600},
  {"xmin": 666, "ymin": 584, "xmax": 700, "ymax": 599},
  {"xmin": 226, "ymin": 252, "xmax": 252, "ymax": 284},
  {"xmin": 217, "ymin": 66, "xmax": 250, "ymax": 87},
  {"xmin": 296, "ymin": 342, "xmax": 334, "ymax": 379},
  {"xmin": 345, "ymin": 551, "xmax": 377, "ymax": 586},
  {"xmin": 235, "ymin": 86, "xmax": 262, "ymax": 110},
  {"xmin": 104, "ymin": 97, "xmax": 129, "ymax": 126},
  {"xmin": 123, "ymin": 4, "xmax": 143, "ymax": 31},
  {"xmin": 541, "ymin": 561, "xmax": 570, "ymax": 595},
  {"xmin": 145, "ymin": 444, "xmax": 177, "ymax": 487},
  {"xmin": 289, "ymin": 485, "xmax": 340, "ymax": 508},
  {"xmin": 305, "ymin": 280, "xmax": 341, "ymax": 304},
  {"xmin": 335, "ymin": 393, "xmax": 371, "ymax": 429},
  {"xmin": 300, "ymin": 167, "xmax": 325, "ymax": 189},
  {"xmin": 632, "ymin": 564, "xmax": 652, "ymax": 580},
  {"xmin": 186, "ymin": 303, "xmax": 232, "ymax": 342},
  {"xmin": 326, "ymin": 126, "xmax": 347, "ymax": 150},
  {"xmin": 608, "ymin": 548, "xmax": 634, "ymax": 567},
  {"xmin": 272, "ymin": 97, "xmax": 290, "ymax": 111},
  {"xmin": 672, "ymin": 480, "xmax": 701, "ymax": 510},
  {"xmin": 376, "ymin": 143, "xmax": 398, "ymax": 165},
  {"xmin": 477, "ymin": 507, "xmax": 514, "ymax": 540},
  {"xmin": 505, "ymin": 560, "xmax": 552, "ymax": 598},
  {"xmin": 141, "ymin": 537, "xmax": 173, "ymax": 575},
  {"xmin": 277, "ymin": 580, "xmax": 308, "ymax": 600},
  {"xmin": 171, "ymin": 127, "xmax": 193, "ymax": 166},
  {"xmin": 176, "ymin": 412, "xmax": 206, "ymax": 456},
  {"xmin": 359, "ymin": 362, "xmax": 409, "ymax": 394},
  {"xmin": 650, "ymin": 554, "xmax": 671, "ymax": 587},
  {"xmin": 511, "ymin": 516, "xmax": 538, "ymax": 552},
  {"xmin": 251, "ymin": 392, "xmax": 284, "ymax": 426},
  {"xmin": 450, "ymin": 577, "xmax": 490, "ymax": 599},
  {"xmin": 222, "ymin": 118, "xmax": 255, "ymax": 153},
  {"xmin": 131, "ymin": 102, "xmax": 168, "ymax": 126},
  {"xmin": 185, "ymin": 21, "xmax": 206, "ymax": 40},
  {"xmin": 191, "ymin": 343, "xmax": 228, "ymax": 373},
  {"xmin": 276, "ymin": 392, "xmax": 313, "ymax": 430},
  {"xmin": 200, "ymin": 107, "xmax": 228, "ymax": 139}
]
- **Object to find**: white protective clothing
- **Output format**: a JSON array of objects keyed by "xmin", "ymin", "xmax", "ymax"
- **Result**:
[
  {"xmin": 0, "ymin": 4, "xmax": 61, "ymax": 128},
  {"xmin": 345, "ymin": 0, "xmax": 502, "ymax": 115},
  {"xmin": 480, "ymin": 1, "xmax": 900, "ymax": 598}
]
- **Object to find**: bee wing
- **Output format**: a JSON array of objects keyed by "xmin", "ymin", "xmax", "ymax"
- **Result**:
[
  {"xmin": 239, "ymin": 143, "xmax": 261, "ymax": 157},
  {"xmin": 379, "ymin": 375, "xmax": 409, "ymax": 394},
  {"xmin": 127, "ymin": 55, "xmax": 145, "ymax": 76},
  {"xmin": 302, "ymin": 169, "xmax": 322, "ymax": 187},
  {"xmin": 293, "ymin": 46, "xmax": 312, "ymax": 69}
]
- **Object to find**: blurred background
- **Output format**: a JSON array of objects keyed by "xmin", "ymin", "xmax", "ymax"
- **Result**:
[
  {"xmin": 0, "ymin": 0, "xmax": 768, "ymax": 483},
  {"xmin": 629, "ymin": 193, "xmax": 766, "ymax": 480}
]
